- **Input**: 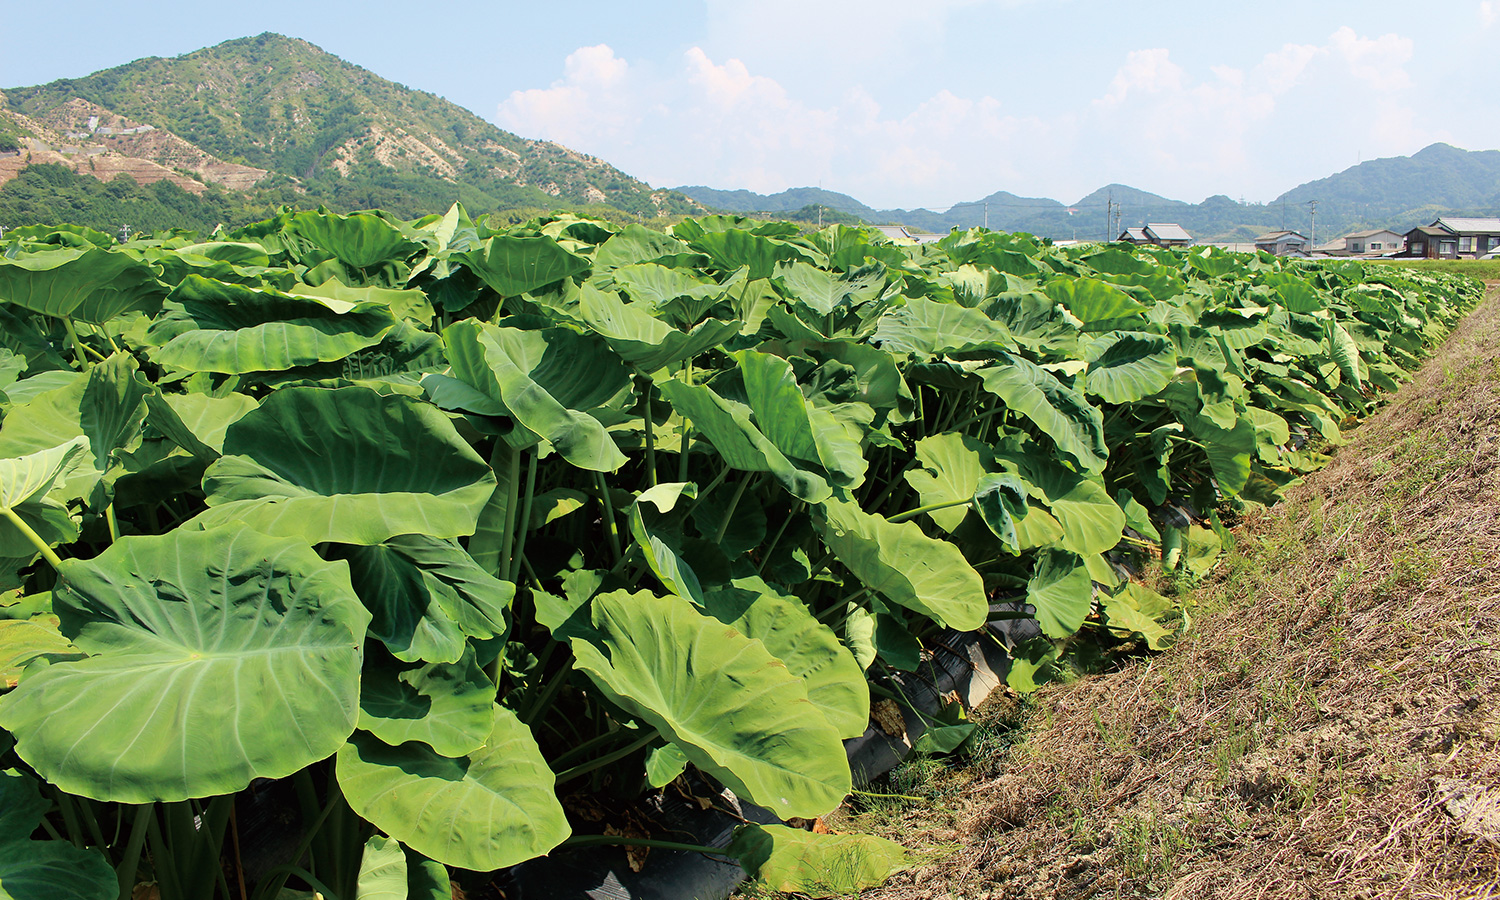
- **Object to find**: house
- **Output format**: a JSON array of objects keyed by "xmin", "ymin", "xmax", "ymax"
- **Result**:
[
  {"xmin": 1401, "ymin": 217, "xmax": 1500, "ymax": 258},
  {"xmin": 1253, "ymin": 231, "xmax": 1310, "ymax": 256},
  {"xmin": 1435, "ymin": 218, "xmax": 1500, "ymax": 256},
  {"xmin": 1117, "ymin": 223, "xmax": 1192, "ymax": 247},
  {"xmin": 1341, "ymin": 229, "xmax": 1405, "ymax": 256},
  {"xmin": 1401, "ymin": 224, "xmax": 1453, "ymax": 259}
]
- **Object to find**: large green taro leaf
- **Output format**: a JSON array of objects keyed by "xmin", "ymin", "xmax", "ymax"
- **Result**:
[
  {"xmin": 701, "ymin": 577, "xmax": 870, "ymax": 739},
  {"xmin": 872, "ymin": 295, "xmax": 1014, "ymax": 359},
  {"xmin": 974, "ymin": 472, "xmax": 1031, "ymax": 554},
  {"xmin": 1083, "ymin": 332, "xmax": 1177, "ymax": 404},
  {"xmin": 819, "ymin": 497, "xmax": 987, "ymax": 631},
  {"xmin": 1026, "ymin": 549, "xmax": 1093, "ymax": 639},
  {"xmin": 1264, "ymin": 273, "xmax": 1325, "ymax": 314},
  {"xmin": 144, "ymin": 276, "xmax": 397, "ymax": 374},
  {"xmin": 0, "ymin": 526, "xmax": 370, "ymax": 803},
  {"xmin": 656, "ymin": 379, "xmax": 831, "ymax": 503},
  {"xmin": 290, "ymin": 279, "xmax": 435, "ymax": 328},
  {"xmin": 350, "ymin": 834, "xmax": 451, "ymax": 900},
  {"xmin": 454, "ymin": 234, "xmax": 589, "ymax": 296},
  {"xmin": 444, "ymin": 320, "xmax": 629, "ymax": 472},
  {"xmin": 579, "ymin": 285, "xmax": 740, "ymax": 372},
  {"xmin": 359, "ymin": 647, "xmax": 497, "ymax": 758},
  {"xmin": 342, "ymin": 535, "xmax": 513, "ymax": 664},
  {"xmin": 686, "ymin": 229, "xmax": 818, "ymax": 280},
  {"xmin": 0, "ymin": 767, "xmax": 48, "ymax": 835},
  {"xmin": 903, "ymin": 432, "xmax": 989, "ymax": 532},
  {"xmin": 593, "ymin": 225, "xmax": 702, "ymax": 270},
  {"xmin": 607, "ymin": 262, "xmax": 724, "ymax": 309},
  {"xmin": 1187, "ymin": 413, "xmax": 1256, "ymax": 496},
  {"xmin": 727, "ymin": 823, "xmax": 907, "ymax": 898},
  {"xmin": 354, "ymin": 835, "xmax": 409, "ymax": 900},
  {"xmin": 0, "ymin": 437, "xmax": 88, "ymax": 514},
  {"xmin": 774, "ymin": 260, "xmax": 887, "ymax": 317},
  {"xmin": 1044, "ymin": 277, "xmax": 1147, "ymax": 327},
  {"xmin": 0, "ymin": 618, "xmax": 86, "ymax": 689},
  {"xmin": 1003, "ymin": 454, "xmax": 1124, "ymax": 556},
  {"xmin": 198, "ymin": 386, "xmax": 495, "ymax": 545},
  {"xmin": 0, "ymin": 839, "xmax": 117, "ymax": 900},
  {"xmin": 145, "ymin": 392, "xmax": 259, "ymax": 461},
  {"xmin": 0, "ymin": 769, "xmax": 117, "ymax": 899},
  {"xmin": 978, "ymin": 354, "xmax": 1108, "ymax": 474},
  {"xmin": 734, "ymin": 349, "xmax": 867, "ymax": 489},
  {"xmin": 0, "ymin": 353, "xmax": 151, "ymax": 519},
  {"xmin": 337, "ymin": 707, "xmax": 569, "ymax": 871},
  {"xmin": 1325, "ymin": 319, "xmax": 1363, "ymax": 392},
  {"xmin": 284, "ymin": 210, "xmax": 423, "ymax": 270},
  {"xmin": 0, "ymin": 246, "xmax": 164, "ymax": 324},
  {"xmin": 629, "ymin": 482, "xmax": 704, "ymax": 605},
  {"xmin": 570, "ymin": 590, "xmax": 851, "ymax": 818}
]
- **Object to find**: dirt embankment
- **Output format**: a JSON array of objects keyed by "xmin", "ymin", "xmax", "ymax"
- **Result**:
[{"xmin": 845, "ymin": 285, "xmax": 1500, "ymax": 900}]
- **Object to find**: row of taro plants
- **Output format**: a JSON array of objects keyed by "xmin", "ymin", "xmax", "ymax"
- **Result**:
[{"xmin": 0, "ymin": 208, "xmax": 1482, "ymax": 899}]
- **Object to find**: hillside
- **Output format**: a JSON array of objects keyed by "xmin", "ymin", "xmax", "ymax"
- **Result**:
[
  {"xmin": 679, "ymin": 143, "xmax": 1500, "ymax": 243},
  {"xmin": 1278, "ymin": 142, "xmax": 1500, "ymax": 217},
  {"xmin": 0, "ymin": 33, "xmax": 700, "ymax": 226}
]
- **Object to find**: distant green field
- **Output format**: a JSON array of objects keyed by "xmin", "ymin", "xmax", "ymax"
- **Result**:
[{"xmin": 1366, "ymin": 258, "xmax": 1500, "ymax": 280}]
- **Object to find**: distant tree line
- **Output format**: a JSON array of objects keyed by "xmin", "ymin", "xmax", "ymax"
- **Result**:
[{"xmin": 0, "ymin": 163, "xmax": 686, "ymax": 237}]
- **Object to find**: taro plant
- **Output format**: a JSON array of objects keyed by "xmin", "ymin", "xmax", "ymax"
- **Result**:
[{"xmin": 0, "ymin": 207, "xmax": 1481, "ymax": 900}]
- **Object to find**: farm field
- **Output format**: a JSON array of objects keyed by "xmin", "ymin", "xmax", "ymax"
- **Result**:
[
  {"xmin": 814, "ymin": 284, "xmax": 1500, "ymax": 900},
  {"xmin": 0, "ymin": 209, "xmax": 1484, "ymax": 900},
  {"xmin": 1368, "ymin": 259, "xmax": 1500, "ymax": 281}
]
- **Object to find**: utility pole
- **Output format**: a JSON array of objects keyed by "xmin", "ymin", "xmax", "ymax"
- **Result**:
[
  {"xmin": 1105, "ymin": 192, "xmax": 1113, "ymax": 242},
  {"xmin": 984, "ymin": 201, "xmax": 988, "ymax": 231},
  {"xmin": 1308, "ymin": 199, "xmax": 1318, "ymax": 250}
]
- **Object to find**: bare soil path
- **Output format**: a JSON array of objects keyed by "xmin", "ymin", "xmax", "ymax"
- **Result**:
[{"xmin": 832, "ymin": 285, "xmax": 1500, "ymax": 900}]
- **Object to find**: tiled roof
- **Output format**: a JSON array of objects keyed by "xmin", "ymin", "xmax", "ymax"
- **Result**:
[
  {"xmin": 1434, "ymin": 217, "xmax": 1500, "ymax": 233},
  {"xmin": 1144, "ymin": 223, "xmax": 1192, "ymax": 241},
  {"xmin": 1254, "ymin": 231, "xmax": 1307, "ymax": 242}
]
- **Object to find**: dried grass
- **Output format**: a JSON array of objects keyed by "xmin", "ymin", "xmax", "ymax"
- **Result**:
[{"xmin": 847, "ymin": 285, "xmax": 1500, "ymax": 900}]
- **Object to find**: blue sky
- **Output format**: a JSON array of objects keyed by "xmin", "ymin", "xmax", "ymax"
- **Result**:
[{"xmin": 1, "ymin": 1, "xmax": 1494, "ymax": 209}]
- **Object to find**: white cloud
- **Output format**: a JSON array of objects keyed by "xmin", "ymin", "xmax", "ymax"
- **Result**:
[
  {"xmin": 497, "ymin": 45, "xmax": 636, "ymax": 148},
  {"xmin": 1328, "ymin": 26, "xmax": 1412, "ymax": 91},
  {"xmin": 1098, "ymin": 49, "xmax": 1185, "ymax": 106},
  {"xmin": 495, "ymin": 25, "xmax": 1434, "ymax": 209},
  {"xmin": 1083, "ymin": 27, "xmax": 1428, "ymax": 201},
  {"xmin": 1482, "ymin": 1, "xmax": 1498, "ymax": 27},
  {"xmin": 498, "ymin": 43, "xmax": 1071, "ymax": 207}
]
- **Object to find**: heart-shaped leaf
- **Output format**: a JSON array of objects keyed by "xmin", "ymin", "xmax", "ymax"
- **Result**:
[
  {"xmin": 198, "ymin": 386, "xmax": 496, "ymax": 545},
  {"xmin": 0, "ymin": 526, "xmax": 370, "ymax": 802},
  {"xmin": 337, "ymin": 706, "xmax": 569, "ymax": 871},
  {"xmin": 570, "ymin": 590, "xmax": 851, "ymax": 818}
]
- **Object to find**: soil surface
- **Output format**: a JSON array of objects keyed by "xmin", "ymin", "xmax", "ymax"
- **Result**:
[{"xmin": 831, "ymin": 285, "xmax": 1500, "ymax": 900}]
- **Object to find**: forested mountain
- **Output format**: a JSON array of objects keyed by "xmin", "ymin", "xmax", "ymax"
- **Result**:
[
  {"xmin": 0, "ymin": 33, "xmax": 700, "ymax": 231},
  {"xmin": 677, "ymin": 144, "xmax": 1500, "ymax": 242}
]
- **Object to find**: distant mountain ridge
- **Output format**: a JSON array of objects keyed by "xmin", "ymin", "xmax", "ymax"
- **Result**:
[
  {"xmin": 676, "ymin": 143, "xmax": 1500, "ymax": 242},
  {"xmin": 0, "ymin": 33, "xmax": 701, "ymax": 222}
]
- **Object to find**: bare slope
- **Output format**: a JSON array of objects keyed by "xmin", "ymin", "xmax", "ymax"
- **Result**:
[{"xmin": 838, "ymin": 286, "xmax": 1500, "ymax": 900}]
